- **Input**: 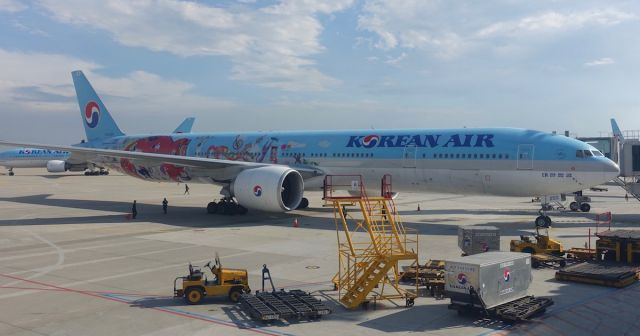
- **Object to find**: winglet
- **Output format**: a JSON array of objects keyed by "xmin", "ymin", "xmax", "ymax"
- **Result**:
[
  {"xmin": 173, "ymin": 117, "xmax": 195, "ymax": 134},
  {"xmin": 611, "ymin": 118, "xmax": 624, "ymax": 141}
]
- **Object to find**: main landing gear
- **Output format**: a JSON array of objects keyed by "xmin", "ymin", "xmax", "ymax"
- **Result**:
[
  {"xmin": 569, "ymin": 201, "xmax": 591, "ymax": 213},
  {"xmin": 207, "ymin": 198, "xmax": 248, "ymax": 215},
  {"xmin": 84, "ymin": 169, "xmax": 109, "ymax": 176},
  {"xmin": 8, "ymin": 168, "xmax": 14, "ymax": 176}
]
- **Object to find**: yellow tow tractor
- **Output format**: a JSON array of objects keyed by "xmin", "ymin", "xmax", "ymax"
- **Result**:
[
  {"xmin": 511, "ymin": 227, "xmax": 566, "ymax": 268},
  {"xmin": 174, "ymin": 255, "xmax": 250, "ymax": 304}
]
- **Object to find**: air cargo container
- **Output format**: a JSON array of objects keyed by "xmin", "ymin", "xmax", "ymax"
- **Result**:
[
  {"xmin": 458, "ymin": 226, "xmax": 500, "ymax": 255},
  {"xmin": 445, "ymin": 252, "xmax": 531, "ymax": 309}
]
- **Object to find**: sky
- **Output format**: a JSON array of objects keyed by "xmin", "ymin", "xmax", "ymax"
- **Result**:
[{"xmin": 0, "ymin": 0, "xmax": 639, "ymax": 143}]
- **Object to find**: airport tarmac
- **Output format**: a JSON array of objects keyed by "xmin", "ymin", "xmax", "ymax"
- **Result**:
[{"xmin": 1, "ymin": 168, "xmax": 639, "ymax": 336}]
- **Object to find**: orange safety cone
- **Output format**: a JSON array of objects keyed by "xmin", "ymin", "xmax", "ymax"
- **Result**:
[
  {"xmin": 293, "ymin": 218, "xmax": 299, "ymax": 228},
  {"xmin": 417, "ymin": 204, "xmax": 421, "ymax": 212}
]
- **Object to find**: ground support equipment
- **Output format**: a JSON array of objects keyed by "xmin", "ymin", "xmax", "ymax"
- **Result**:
[
  {"xmin": 531, "ymin": 254, "xmax": 567, "ymax": 268},
  {"xmin": 448, "ymin": 287, "xmax": 553, "ymax": 322},
  {"xmin": 555, "ymin": 261, "xmax": 640, "ymax": 288}
]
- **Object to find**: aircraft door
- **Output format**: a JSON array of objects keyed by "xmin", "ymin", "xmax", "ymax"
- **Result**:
[
  {"xmin": 403, "ymin": 145, "xmax": 417, "ymax": 168},
  {"xmin": 517, "ymin": 144, "xmax": 534, "ymax": 170}
]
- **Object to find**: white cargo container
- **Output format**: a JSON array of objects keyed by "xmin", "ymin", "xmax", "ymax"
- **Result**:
[
  {"xmin": 445, "ymin": 252, "xmax": 532, "ymax": 309},
  {"xmin": 457, "ymin": 226, "xmax": 500, "ymax": 255}
]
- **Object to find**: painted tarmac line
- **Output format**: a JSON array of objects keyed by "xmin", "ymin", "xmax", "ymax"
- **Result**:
[
  {"xmin": 103, "ymin": 293, "xmax": 296, "ymax": 336},
  {"xmin": 2, "ymin": 230, "xmax": 65, "ymax": 287},
  {"xmin": 0, "ymin": 250, "xmax": 255, "ymax": 300},
  {"xmin": 0, "ymin": 239, "xmax": 146, "ymax": 262},
  {"xmin": 0, "ymin": 273, "xmax": 293, "ymax": 336},
  {"xmin": 7, "ymin": 244, "xmax": 199, "ymax": 276}
]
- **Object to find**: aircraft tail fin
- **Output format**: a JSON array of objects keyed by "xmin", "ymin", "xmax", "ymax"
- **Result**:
[
  {"xmin": 72, "ymin": 70, "xmax": 124, "ymax": 142},
  {"xmin": 611, "ymin": 118, "xmax": 624, "ymax": 141},
  {"xmin": 173, "ymin": 117, "xmax": 195, "ymax": 134}
]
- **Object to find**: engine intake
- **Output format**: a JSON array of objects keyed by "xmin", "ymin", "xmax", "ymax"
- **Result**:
[
  {"xmin": 46, "ymin": 160, "xmax": 67, "ymax": 173},
  {"xmin": 231, "ymin": 166, "xmax": 304, "ymax": 212}
]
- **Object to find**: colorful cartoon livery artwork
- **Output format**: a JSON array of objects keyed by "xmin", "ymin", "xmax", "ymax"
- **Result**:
[{"xmin": 113, "ymin": 133, "xmax": 324, "ymax": 182}]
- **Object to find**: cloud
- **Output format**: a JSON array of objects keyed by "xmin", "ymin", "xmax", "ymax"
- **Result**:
[
  {"xmin": 477, "ymin": 9, "xmax": 636, "ymax": 37},
  {"xmin": 584, "ymin": 57, "xmax": 615, "ymax": 67},
  {"xmin": 357, "ymin": 1, "xmax": 469, "ymax": 58},
  {"xmin": 385, "ymin": 52, "xmax": 407, "ymax": 66},
  {"xmin": 36, "ymin": 0, "xmax": 354, "ymax": 91},
  {"xmin": 358, "ymin": 2, "xmax": 636, "ymax": 60},
  {"xmin": 0, "ymin": 0, "xmax": 27, "ymax": 13},
  {"xmin": 0, "ymin": 49, "xmax": 234, "ymax": 119}
]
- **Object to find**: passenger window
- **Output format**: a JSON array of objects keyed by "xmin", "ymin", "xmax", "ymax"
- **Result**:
[
  {"xmin": 473, "ymin": 154, "xmax": 477, "ymax": 158},
  {"xmin": 433, "ymin": 154, "xmax": 437, "ymax": 158},
  {"xmin": 444, "ymin": 154, "xmax": 448, "ymax": 158},
  {"xmin": 498, "ymin": 154, "xmax": 502, "ymax": 159},
  {"xmin": 492, "ymin": 154, "xmax": 496, "ymax": 159},
  {"xmin": 479, "ymin": 154, "xmax": 484, "ymax": 158}
]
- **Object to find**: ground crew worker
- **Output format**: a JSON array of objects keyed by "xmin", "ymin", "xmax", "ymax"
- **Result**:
[
  {"xmin": 184, "ymin": 184, "xmax": 190, "ymax": 195},
  {"xmin": 162, "ymin": 198, "xmax": 168, "ymax": 214},
  {"xmin": 132, "ymin": 200, "xmax": 138, "ymax": 219},
  {"xmin": 625, "ymin": 193, "xmax": 629, "ymax": 202}
]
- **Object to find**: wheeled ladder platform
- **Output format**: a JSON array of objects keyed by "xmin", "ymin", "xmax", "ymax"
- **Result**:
[{"xmin": 239, "ymin": 290, "xmax": 332, "ymax": 322}]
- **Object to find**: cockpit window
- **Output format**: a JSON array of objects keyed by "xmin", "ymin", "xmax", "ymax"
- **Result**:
[
  {"xmin": 576, "ymin": 150, "xmax": 584, "ymax": 158},
  {"xmin": 592, "ymin": 150, "xmax": 604, "ymax": 157},
  {"xmin": 583, "ymin": 150, "xmax": 593, "ymax": 157}
]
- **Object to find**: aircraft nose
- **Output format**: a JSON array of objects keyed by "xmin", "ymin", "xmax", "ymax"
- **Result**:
[{"xmin": 602, "ymin": 159, "xmax": 620, "ymax": 181}]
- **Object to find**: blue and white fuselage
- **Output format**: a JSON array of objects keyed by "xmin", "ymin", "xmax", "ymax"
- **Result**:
[
  {"xmin": 0, "ymin": 148, "xmax": 70, "ymax": 173},
  {"xmin": 0, "ymin": 71, "xmax": 620, "ymax": 214},
  {"xmin": 86, "ymin": 128, "xmax": 618, "ymax": 197}
]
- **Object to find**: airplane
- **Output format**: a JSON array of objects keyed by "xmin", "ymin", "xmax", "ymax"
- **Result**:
[
  {"xmin": 0, "ymin": 71, "xmax": 620, "ymax": 227},
  {"xmin": 611, "ymin": 118, "xmax": 624, "ymax": 142},
  {"xmin": 0, "ymin": 116, "xmax": 195, "ymax": 176}
]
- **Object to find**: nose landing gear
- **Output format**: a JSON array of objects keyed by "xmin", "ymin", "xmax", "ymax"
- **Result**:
[{"xmin": 535, "ymin": 213, "xmax": 552, "ymax": 228}]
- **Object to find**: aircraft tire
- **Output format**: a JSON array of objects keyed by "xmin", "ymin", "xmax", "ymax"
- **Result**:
[
  {"xmin": 207, "ymin": 202, "xmax": 218, "ymax": 214},
  {"xmin": 8, "ymin": 172, "xmax": 14, "ymax": 176},
  {"xmin": 535, "ymin": 216, "xmax": 549, "ymax": 228},
  {"xmin": 544, "ymin": 216, "xmax": 552, "ymax": 227},
  {"xmin": 569, "ymin": 202, "xmax": 579, "ymax": 211},
  {"xmin": 580, "ymin": 203, "xmax": 591, "ymax": 212},
  {"xmin": 297, "ymin": 198, "xmax": 309, "ymax": 209},
  {"xmin": 236, "ymin": 204, "xmax": 248, "ymax": 215}
]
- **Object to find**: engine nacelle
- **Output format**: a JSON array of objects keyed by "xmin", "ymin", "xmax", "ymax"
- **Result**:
[
  {"xmin": 231, "ymin": 166, "xmax": 304, "ymax": 212},
  {"xmin": 46, "ymin": 160, "xmax": 67, "ymax": 173}
]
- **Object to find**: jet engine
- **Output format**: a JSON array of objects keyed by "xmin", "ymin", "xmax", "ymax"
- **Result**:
[
  {"xmin": 231, "ymin": 166, "xmax": 304, "ymax": 212},
  {"xmin": 46, "ymin": 160, "xmax": 66, "ymax": 173}
]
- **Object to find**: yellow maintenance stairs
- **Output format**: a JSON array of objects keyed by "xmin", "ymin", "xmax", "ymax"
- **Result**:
[{"xmin": 324, "ymin": 175, "xmax": 419, "ymax": 309}]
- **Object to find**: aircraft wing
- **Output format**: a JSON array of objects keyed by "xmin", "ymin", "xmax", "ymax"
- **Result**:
[{"xmin": 0, "ymin": 141, "xmax": 322, "ymax": 178}]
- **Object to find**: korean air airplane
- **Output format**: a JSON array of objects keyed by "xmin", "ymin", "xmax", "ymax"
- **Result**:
[
  {"xmin": 0, "ymin": 71, "xmax": 619, "ymax": 227},
  {"xmin": 0, "ymin": 117, "xmax": 195, "ymax": 176}
]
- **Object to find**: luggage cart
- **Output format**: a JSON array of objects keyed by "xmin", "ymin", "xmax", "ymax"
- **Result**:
[
  {"xmin": 239, "ymin": 294, "xmax": 280, "ymax": 322},
  {"xmin": 448, "ymin": 287, "xmax": 553, "ymax": 322}
]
